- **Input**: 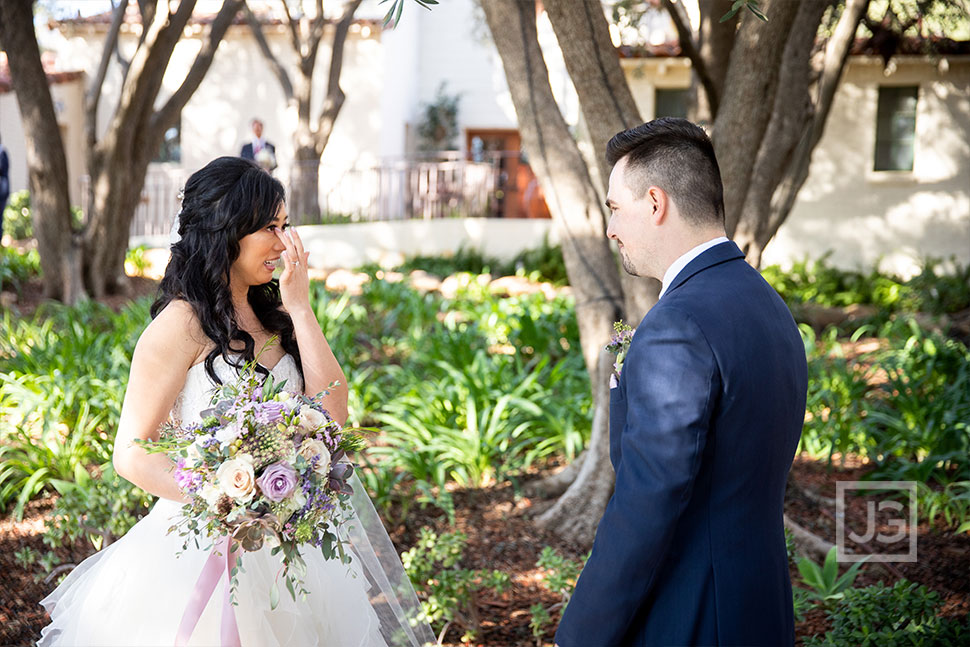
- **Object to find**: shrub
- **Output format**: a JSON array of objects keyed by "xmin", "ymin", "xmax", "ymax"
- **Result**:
[
  {"xmin": 795, "ymin": 546, "xmax": 868, "ymax": 606},
  {"xmin": 0, "ymin": 299, "xmax": 146, "ymax": 514},
  {"xmin": 402, "ymin": 527, "xmax": 510, "ymax": 643},
  {"xmin": 44, "ymin": 464, "xmax": 153, "ymax": 556},
  {"xmin": 3, "ymin": 190, "xmax": 32, "ymax": 240},
  {"xmin": 0, "ymin": 245, "xmax": 41, "ymax": 294},
  {"xmin": 529, "ymin": 547, "xmax": 586, "ymax": 641},
  {"xmin": 803, "ymin": 580, "xmax": 970, "ymax": 646}
]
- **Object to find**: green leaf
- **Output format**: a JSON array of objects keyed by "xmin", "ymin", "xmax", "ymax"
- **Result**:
[
  {"xmin": 747, "ymin": 3, "xmax": 769, "ymax": 22},
  {"xmin": 719, "ymin": 6, "xmax": 740, "ymax": 23},
  {"xmin": 270, "ymin": 580, "xmax": 280, "ymax": 610},
  {"xmin": 821, "ymin": 546, "xmax": 839, "ymax": 589},
  {"xmin": 797, "ymin": 557, "xmax": 824, "ymax": 592},
  {"xmin": 955, "ymin": 520, "xmax": 970, "ymax": 534}
]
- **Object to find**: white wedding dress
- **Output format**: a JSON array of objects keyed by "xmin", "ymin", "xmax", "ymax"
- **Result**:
[{"xmin": 40, "ymin": 355, "xmax": 433, "ymax": 647}]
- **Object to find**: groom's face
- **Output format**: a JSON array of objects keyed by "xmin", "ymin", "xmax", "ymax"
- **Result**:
[{"xmin": 606, "ymin": 158, "xmax": 655, "ymax": 279}]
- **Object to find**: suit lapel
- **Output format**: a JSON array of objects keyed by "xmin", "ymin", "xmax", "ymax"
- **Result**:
[{"xmin": 664, "ymin": 241, "xmax": 744, "ymax": 297}]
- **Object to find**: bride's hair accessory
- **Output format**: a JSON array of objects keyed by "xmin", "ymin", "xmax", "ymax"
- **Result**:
[{"xmin": 169, "ymin": 188, "xmax": 185, "ymax": 246}]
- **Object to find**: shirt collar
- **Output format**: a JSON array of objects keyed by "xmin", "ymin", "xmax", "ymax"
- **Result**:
[{"xmin": 658, "ymin": 236, "xmax": 729, "ymax": 299}]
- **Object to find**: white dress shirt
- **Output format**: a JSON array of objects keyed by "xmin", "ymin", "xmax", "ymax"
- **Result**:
[{"xmin": 658, "ymin": 236, "xmax": 729, "ymax": 299}]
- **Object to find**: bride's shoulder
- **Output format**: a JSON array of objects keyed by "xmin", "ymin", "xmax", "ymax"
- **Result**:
[{"xmin": 135, "ymin": 300, "xmax": 208, "ymax": 369}]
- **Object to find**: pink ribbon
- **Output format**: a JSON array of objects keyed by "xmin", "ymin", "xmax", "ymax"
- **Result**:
[{"xmin": 175, "ymin": 535, "xmax": 241, "ymax": 647}]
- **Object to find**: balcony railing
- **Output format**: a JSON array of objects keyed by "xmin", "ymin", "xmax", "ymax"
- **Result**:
[{"xmin": 84, "ymin": 154, "xmax": 513, "ymax": 239}]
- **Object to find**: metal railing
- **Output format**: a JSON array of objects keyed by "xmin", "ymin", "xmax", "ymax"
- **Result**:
[
  {"xmin": 101, "ymin": 154, "xmax": 510, "ymax": 238},
  {"xmin": 80, "ymin": 167, "xmax": 186, "ymax": 239},
  {"xmin": 309, "ymin": 156, "xmax": 499, "ymax": 222}
]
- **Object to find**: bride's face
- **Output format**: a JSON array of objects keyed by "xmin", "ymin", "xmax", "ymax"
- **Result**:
[{"xmin": 229, "ymin": 204, "xmax": 289, "ymax": 289}]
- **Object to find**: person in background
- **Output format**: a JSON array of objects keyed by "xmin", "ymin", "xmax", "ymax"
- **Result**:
[
  {"xmin": 240, "ymin": 118, "xmax": 277, "ymax": 172},
  {"xmin": 0, "ymin": 134, "xmax": 10, "ymax": 243}
]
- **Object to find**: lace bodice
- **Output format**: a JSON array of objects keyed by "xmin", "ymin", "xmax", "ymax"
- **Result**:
[{"xmin": 171, "ymin": 354, "xmax": 303, "ymax": 425}]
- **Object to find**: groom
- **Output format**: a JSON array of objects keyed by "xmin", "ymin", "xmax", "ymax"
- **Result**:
[{"xmin": 556, "ymin": 118, "xmax": 807, "ymax": 646}]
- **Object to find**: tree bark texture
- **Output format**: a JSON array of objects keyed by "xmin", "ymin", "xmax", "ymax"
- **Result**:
[
  {"xmin": 480, "ymin": 0, "xmax": 624, "ymax": 545},
  {"xmin": 543, "ymin": 0, "xmax": 660, "ymax": 326},
  {"xmin": 713, "ymin": 0, "xmax": 803, "ymax": 240},
  {"xmin": 246, "ymin": 0, "xmax": 362, "ymax": 223},
  {"xmin": 0, "ymin": 0, "xmax": 83, "ymax": 302},
  {"xmin": 479, "ymin": 0, "xmax": 869, "ymax": 546},
  {"xmin": 81, "ymin": 0, "xmax": 243, "ymax": 296},
  {"xmin": 703, "ymin": 0, "xmax": 868, "ymax": 266}
]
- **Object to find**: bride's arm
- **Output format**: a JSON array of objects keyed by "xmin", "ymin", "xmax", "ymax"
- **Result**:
[
  {"xmin": 113, "ymin": 301, "xmax": 204, "ymax": 501},
  {"xmin": 276, "ymin": 226, "xmax": 349, "ymax": 425}
]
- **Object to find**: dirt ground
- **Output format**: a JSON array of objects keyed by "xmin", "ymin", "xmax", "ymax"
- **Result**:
[
  {"xmin": 2, "ymin": 456, "xmax": 968, "ymax": 647},
  {"xmin": 2, "ymin": 277, "xmax": 968, "ymax": 645}
]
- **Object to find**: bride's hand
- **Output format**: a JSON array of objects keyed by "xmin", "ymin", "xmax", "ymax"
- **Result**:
[{"xmin": 275, "ymin": 225, "xmax": 311, "ymax": 314}]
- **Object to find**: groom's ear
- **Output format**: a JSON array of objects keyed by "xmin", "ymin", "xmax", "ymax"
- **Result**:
[{"xmin": 644, "ymin": 186, "xmax": 668, "ymax": 226}]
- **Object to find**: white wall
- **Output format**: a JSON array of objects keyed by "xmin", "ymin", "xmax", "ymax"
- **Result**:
[
  {"xmin": 761, "ymin": 56, "xmax": 970, "ymax": 277},
  {"xmin": 45, "ymin": 17, "xmax": 384, "ymax": 204},
  {"xmin": 622, "ymin": 55, "xmax": 970, "ymax": 277},
  {"xmin": 0, "ymin": 76, "xmax": 86, "ymax": 206},
  {"xmin": 132, "ymin": 217, "xmax": 559, "ymax": 270}
]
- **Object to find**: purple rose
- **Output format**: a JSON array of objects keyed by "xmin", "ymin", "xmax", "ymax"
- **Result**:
[
  {"xmin": 257, "ymin": 462, "xmax": 298, "ymax": 502},
  {"xmin": 254, "ymin": 401, "xmax": 286, "ymax": 425}
]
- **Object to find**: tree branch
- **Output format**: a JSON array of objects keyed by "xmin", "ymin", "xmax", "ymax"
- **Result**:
[
  {"xmin": 303, "ymin": 0, "xmax": 328, "ymax": 73},
  {"xmin": 86, "ymin": 0, "xmax": 128, "ymax": 155},
  {"xmin": 812, "ymin": 0, "xmax": 869, "ymax": 150},
  {"xmin": 244, "ymin": 1, "xmax": 295, "ymax": 100},
  {"xmin": 112, "ymin": 0, "xmax": 195, "ymax": 142},
  {"xmin": 762, "ymin": 0, "xmax": 869, "ymax": 244},
  {"xmin": 280, "ymin": 0, "xmax": 303, "ymax": 54},
  {"xmin": 152, "ymin": 0, "xmax": 245, "ymax": 148},
  {"xmin": 662, "ymin": 0, "xmax": 720, "ymax": 115},
  {"xmin": 313, "ymin": 0, "xmax": 363, "ymax": 153},
  {"xmin": 713, "ymin": 0, "xmax": 802, "ymax": 235}
]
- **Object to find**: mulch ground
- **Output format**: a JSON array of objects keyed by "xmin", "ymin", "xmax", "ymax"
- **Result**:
[
  {"xmin": 2, "ymin": 456, "xmax": 968, "ymax": 647},
  {"xmin": 3, "ymin": 276, "xmax": 968, "ymax": 645}
]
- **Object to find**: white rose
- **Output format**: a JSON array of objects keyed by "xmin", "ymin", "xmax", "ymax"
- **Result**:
[
  {"xmin": 298, "ymin": 406, "xmax": 329, "ymax": 432},
  {"xmin": 216, "ymin": 454, "xmax": 255, "ymax": 502},
  {"xmin": 277, "ymin": 489, "xmax": 307, "ymax": 520},
  {"xmin": 298, "ymin": 439, "xmax": 332, "ymax": 475},
  {"xmin": 200, "ymin": 482, "xmax": 222, "ymax": 508},
  {"xmin": 215, "ymin": 420, "xmax": 244, "ymax": 447}
]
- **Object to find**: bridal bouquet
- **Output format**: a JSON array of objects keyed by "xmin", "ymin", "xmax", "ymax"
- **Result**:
[{"xmin": 141, "ymin": 362, "xmax": 362, "ymax": 604}]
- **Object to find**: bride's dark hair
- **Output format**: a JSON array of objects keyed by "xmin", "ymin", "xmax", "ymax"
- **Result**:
[{"xmin": 151, "ymin": 156, "xmax": 302, "ymax": 385}]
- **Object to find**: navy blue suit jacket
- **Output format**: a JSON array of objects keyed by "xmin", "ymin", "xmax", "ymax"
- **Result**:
[
  {"xmin": 240, "ymin": 141, "xmax": 277, "ymax": 169},
  {"xmin": 556, "ymin": 241, "xmax": 807, "ymax": 646}
]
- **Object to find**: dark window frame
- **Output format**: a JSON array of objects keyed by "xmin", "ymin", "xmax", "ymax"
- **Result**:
[{"xmin": 873, "ymin": 85, "xmax": 918, "ymax": 172}]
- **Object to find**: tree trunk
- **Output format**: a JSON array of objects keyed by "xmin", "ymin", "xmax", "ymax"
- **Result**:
[
  {"xmin": 740, "ymin": 0, "xmax": 871, "ymax": 267},
  {"xmin": 0, "ymin": 0, "xmax": 84, "ymax": 303},
  {"xmin": 714, "ymin": 0, "xmax": 804, "ymax": 239},
  {"xmin": 78, "ymin": 0, "xmax": 243, "ymax": 296},
  {"xmin": 731, "ymin": 0, "xmax": 830, "ymax": 264},
  {"xmin": 83, "ymin": 153, "xmax": 154, "ymax": 296},
  {"xmin": 543, "ymin": 0, "xmax": 660, "ymax": 325},
  {"xmin": 480, "ymin": 0, "xmax": 624, "ymax": 546},
  {"xmin": 245, "ymin": 0, "xmax": 362, "ymax": 226},
  {"xmin": 471, "ymin": 0, "xmax": 874, "ymax": 547},
  {"xmin": 291, "ymin": 145, "xmax": 322, "ymax": 224}
]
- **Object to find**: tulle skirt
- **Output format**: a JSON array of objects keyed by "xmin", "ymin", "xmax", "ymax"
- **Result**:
[{"xmin": 39, "ymin": 498, "xmax": 388, "ymax": 647}]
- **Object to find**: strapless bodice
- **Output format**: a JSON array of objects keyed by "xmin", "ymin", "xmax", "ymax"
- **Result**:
[{"xmin": 171, "ymin": 354, "xmax": 303, "ymax": 425}]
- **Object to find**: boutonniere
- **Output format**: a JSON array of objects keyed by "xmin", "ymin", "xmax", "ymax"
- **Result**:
[{"xmin": 605, "ymin": 320, "xmax": 635, "ymax": 380}]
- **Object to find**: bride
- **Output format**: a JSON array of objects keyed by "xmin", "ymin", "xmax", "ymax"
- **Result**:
[{"xmin": 39, "ymin": 157, "xmax": 434, "ymax": 647}]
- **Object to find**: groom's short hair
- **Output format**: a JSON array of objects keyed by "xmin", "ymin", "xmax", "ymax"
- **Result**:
[{"xmin": 606, "ymin": 118, "xmax": 724, "ymax": 227}]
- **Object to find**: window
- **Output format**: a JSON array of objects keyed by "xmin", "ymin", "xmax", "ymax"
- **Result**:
[
  {"xmin": 874, "ymin": 86, "xmax": 918, "ymax": 172},
  {"xmin": 154, "ymin": 123, "xmax": 181, "ymax": 164},
  {"xmin": 655, "ymin": 88, "xmax": 688, "ymax": 119}
]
